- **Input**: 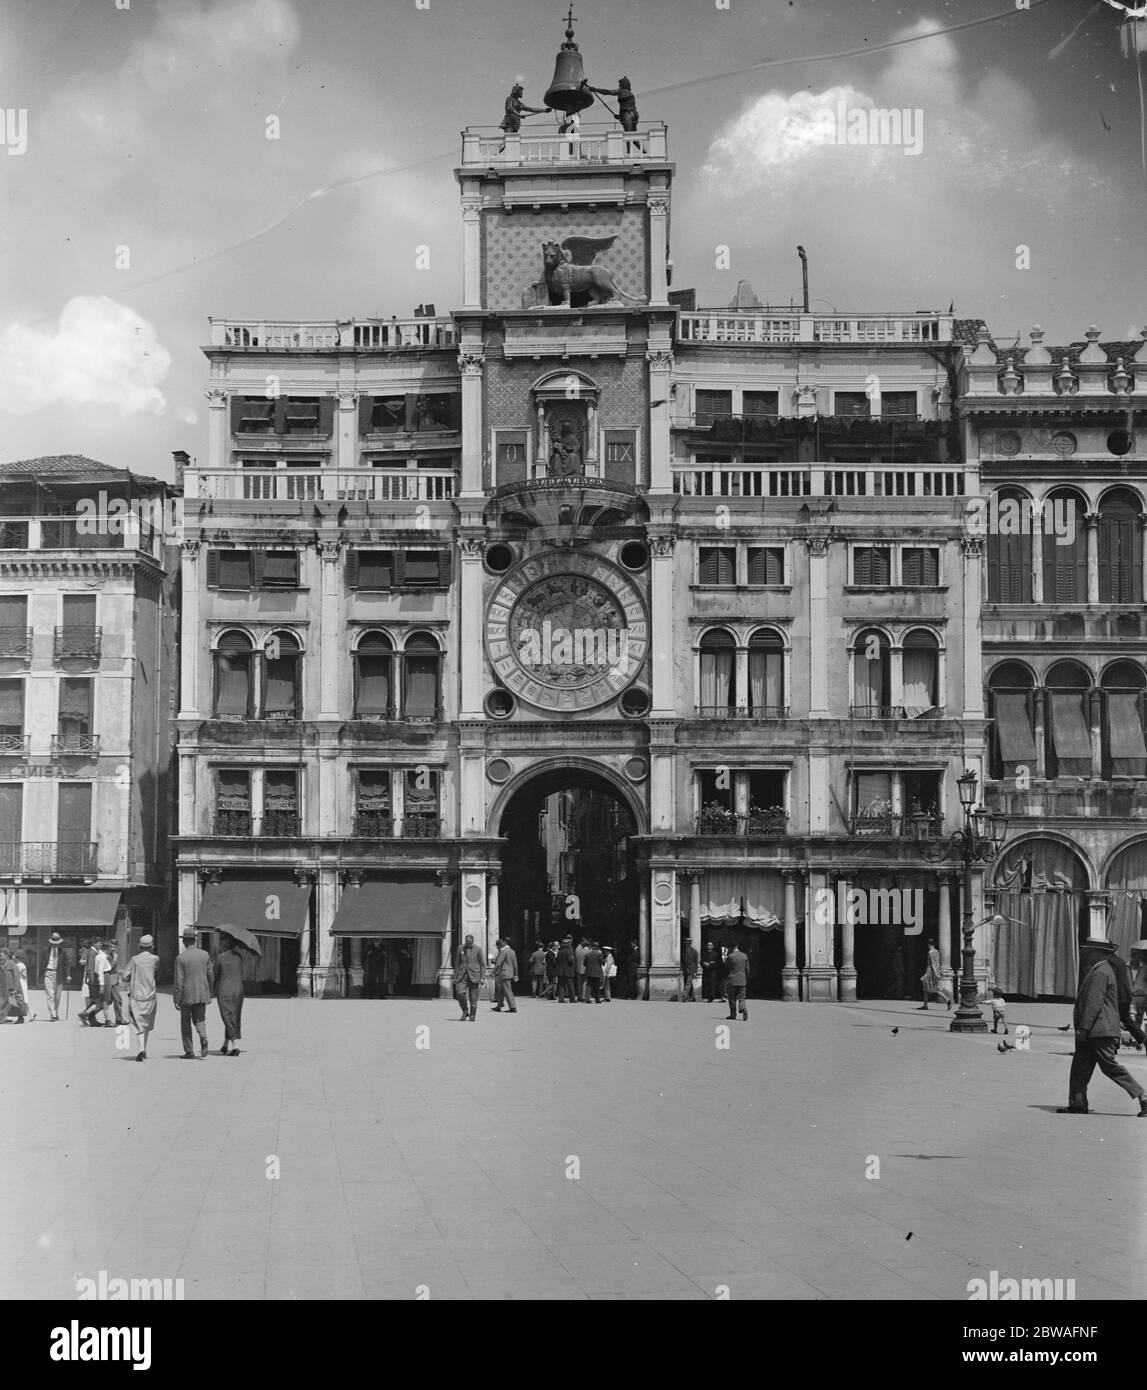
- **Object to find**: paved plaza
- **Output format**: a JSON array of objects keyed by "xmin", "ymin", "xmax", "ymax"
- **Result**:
[{"xmin": 2, "ymin": 993, "xmax": 1143, "ymax": 1301}]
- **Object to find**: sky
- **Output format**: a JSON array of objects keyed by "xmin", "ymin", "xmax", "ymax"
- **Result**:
[{"xmin": 0, "ymin": 0, "xmax": 1144, "ymax": 479}]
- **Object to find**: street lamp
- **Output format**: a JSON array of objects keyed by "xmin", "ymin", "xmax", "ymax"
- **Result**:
[{"xmin": 924, "ymin": 769, "xmax": 1008, "ymax": 1033}]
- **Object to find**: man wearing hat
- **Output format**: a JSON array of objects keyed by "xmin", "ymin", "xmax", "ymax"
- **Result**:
[
  {"xmin": 120, "ymin": 934, "xmax": 159, "ymax": 1061},
  {"xmin": 174, "ymin": 928, "xmax": 215, "ymax": 1059},
  {"xmin": 1059, "ymin": 938, "xmax": 1147, "ymax": 1116},
  {"xmin": 40, "ymin": 932, "xmax": 73, "ymax": 1022}
]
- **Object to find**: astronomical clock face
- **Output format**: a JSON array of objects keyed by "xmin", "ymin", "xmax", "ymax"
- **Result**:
[{"xmin": 485, "ymin": 551, "xmax": 649, "ymax": 712}]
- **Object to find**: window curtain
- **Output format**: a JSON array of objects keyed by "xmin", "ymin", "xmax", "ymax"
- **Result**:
[
  {"xmin": 902, "ymin": 648, "xmax": 936, "ymax": 713},
  {"xmin": 992, "ymin": 841, "xmax": 1083, "ymax": 996},
  {"xmin": 1105, "ymin": 842, "xmax": 1147, "ymax": 958},
  {"xmin": 413, "ymin": 936, "xmax": 440, "ymax": 984},
  {"xmin": 356, "ymin": 656, "xmax": 391, "ymax": 716},
  {"xmin": 215, "ymin": 655, "xmax": 249, "ymax": 716},
  {"xmin": 748, "ymin": 648, "xmax": 782, "ymax": 709},
  {"xmin": 403, "ymin": 655, "xmax": 438, "ymax": 717},
  {"xmin": 853, "ymin": 649, "xmax": 883, "ymax": 709},
  {"xmin": 700, "ymin": 648, "xmax": 734, "ymax": 708},
  {"xmin": 701, "ymin": 870, "xmax": 783, "ymax": 929},
  {"xmin": 0, "ymin": 783, "xmax": 22, "ymax": 839},
  {"xmin": 0, "ymin": 681, "xmax": 22, "ymax": 728},
  {"xmin": 1107, "ymin": 693, "xmax": 1147, "ymax": 776},
  {"xmin": 1049, "ymin": 692, "xmax": 1092, "ymax": 776},
  {"xmin": 263, "ymin": 658, "xmax": 298, "ymax": 716},
  {"xmin": 240, "ymin": 934, "xmax": 280, "ymax": 984}
]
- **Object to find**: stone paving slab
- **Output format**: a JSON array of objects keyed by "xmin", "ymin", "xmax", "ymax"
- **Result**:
[{"xmin": 1, "ymin": 994, "xmax": 1144, "ymax": 1301}]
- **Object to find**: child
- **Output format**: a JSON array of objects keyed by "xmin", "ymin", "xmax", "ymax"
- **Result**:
[{"xmin": 988, "ymin": 987, "xmax": 1008, "ymax": 1035}]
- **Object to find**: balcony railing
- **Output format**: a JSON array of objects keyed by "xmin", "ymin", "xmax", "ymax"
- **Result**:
[
  {"xmin": 0, "ymin": 733, "xmax": 28, "ymax": 755},
  {"xmin": 209, "ymin": 317, "xmax": 457, "ymax": 351},
  {"xmin": 262, "ymin": 811, "xmax": 301, "ymax": 836},
  {"xmin": 849, "ymin": 812, "xmax": 944, "ymax": 840},
  {"xmin": 212, "ymin": 811, "xmax": 252, "ymax": 836},
  {"xmin": 0, "ymin": 519, "xmax": 161, "ymax": 556},
  {"xmin": 51, "ymin": 733, "xmax": 100, "ymax": 758},
  {"xmin": 460, "ymin": 122, "xmax": 668, "ymax": 166},
  {"xmin": 54, "ymin": 626, "xmax": 102, "ymax": 661},
  {"xmin": 353, "ymin": 812, "xmax": 394, "ymax": 838},
  {"xmin": 678, "ymin": 311, "xmax": 952, "ymax": 344},
  {"xmin": 849, "ymin": 705, "xmax": 945, "ymax": 721},
  {"xmin": 401, "ymin": 814, "xmax": 441, "ymax": 839},
  {"xmin": 0, "ymin": 841, "xmax": 98, "ymax": 878},
  {"xmin": 190, "ymin": 467, "xmax": 456, "ymax": 503},
  {"xmin": 693, "ymin": 706, "xmax": 790, "ymax": 719},
  {"xmin": 0, "ymin": 627, "xmax": 32, "ymax": 658},
  {"xmin": 673, "ymin": 464, "xmax": 964, "ymax": 499},
  {"xmin": 695, "ymin": 808, "xmax": 791, "ymax": 837}
]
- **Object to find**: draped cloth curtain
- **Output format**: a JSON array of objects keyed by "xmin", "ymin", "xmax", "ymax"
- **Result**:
[
  {"xmin": 215, "ymin": 655, "xmax": 249, "ymax": 716},
  {"xmin": 701, "ymin": 870, "xmax": 784, "ymax": 929},
  {"xmin": 902, "ymin": 648, "xmax": 936, "ymax": 713},
  {"xmin": 403, "ymin": 655, "xmax": 438, "ymax": 717},
  {"xmin": 1105, "ymin": 841, "xmax": 1147, "ymax": 958},
  {"xmin": 356, "ymin": 656, "xmax": 391, "ymax": 715},
  {"xmin": 992, "ymin": 840, "xmax": 1082, "ymax": 996},
  {"xmin": 700, "ymin": 647, "xmax": 734, "ymax": 708},
  {"xmin": 748, "ymin": 647, "xmax": 783, "ymax": 709},
  {"xmin": 413, "ymin": 936, "xmax": 440, "ymax": 984},
  {"xmin": 240, "ymin": 935, "xmax": 280, "ymax": 984},
  {"xmin": 852, "ymin": 648, "xmax": 883, "ymax": 708}
]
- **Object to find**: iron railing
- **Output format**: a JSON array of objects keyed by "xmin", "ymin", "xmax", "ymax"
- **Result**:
[{"xmin": 0, "ymin": 841, "xmax": 98, "ymax": 876}]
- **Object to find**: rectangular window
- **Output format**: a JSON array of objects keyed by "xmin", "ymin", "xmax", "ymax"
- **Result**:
[
  {"xmin": 746, "ymin": 547, "xmax": 784, "ymax": 586},
  {"xmin": 0, "ymin": 595, "xmax": 27, "ymax": 656},
  {"xmin": 413, "ymin": 394, "xmax": 460, "ymax": 432},
  {"xmin": 880, "ymin": 390, "xmax": 917, "ymax": 417},
  {"xmin": 283, "ymin": 397, "xmax": 321, "ymax": 433},
  {"xmin": 853, "ymin": 547, "xmax": 892, "ymax": 586},
  {"xmin": 58, "ymin": 678, "xmax": 93, "ymax": 737},
  {"xmin": 217, "ymin": 550, "xmax": 253, "ymax": 590},
  {"xmin": 352, "ymin": 551, "xmax": 394, "ymax": 590},
  {"xmin": 747, "ymin": 770, "xmax": 786, "ymax": 813},
  {"xmin": 834, "ymin": 391, "xmax": 871, "ymax": 418},
  {"xmin": 853, "ymin": 771, "xmax": 893, "ymax": 816},
  {"xmin": 742, "ymin": 390, "xmax": 779, "ymax": 417},
  {"xmin": 403, "ymin": 768, "xmax": 439, "ymax": 837},
  {"xmin": 0, "ymin": 679, "xmax": 23, "ymax": 742},
  {"xmin": 698, "ymin": 769, "xmax": 734, "ymax": 813},
  {"xmin": 57, "ymin": 782, "xmax": 93, "ymax": 855},
  {"xmin": 263, "ymin": 769, "xmax": 300, "ymax": 836},
  {"xmin": 235, "ymin": 398, "xmax": 275, "ymax": 433},
  {"xmin": 261, "ymin": 550, "xmax": 300, "ymax": 589},
  {"xmin": 214, "ymin": 769, "xmax": 252, "ymax": 836},
  {"xmin": 698, "ymin": 546, "xmax": 736, "ymax": 586},
  {"xmin": 0, "ymin": 782, "xmax": 22, "ymax": 845},
  {"xmin": 695, "ymin": 389, "xmax": 733, "ymax": 424},
  {"xmin": 0, "ymin": 522, "xmax": 28, "ymax": 549},
  {"xmin": 354, "ymin": 769, "xmax": 392, "ymax": 836},
  {"xmin": 902, "ymin": 770, "xmax": 942, "ymax": 817},
  {"xmin": 901, "ymin": 547, "xmax": 940, "ymax": 586},
  {"xmin": 403, "ymin": 551, "xmax": 441, "ymax": 587},
  {"xmin": 366, "ymin": 395, "xmax": 407, "ymax": 432}
]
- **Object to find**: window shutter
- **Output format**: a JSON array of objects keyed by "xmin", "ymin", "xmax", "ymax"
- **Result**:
[
  {"xmin": 855, "ymin": 548, "xmax": 872, "ymax": 585},
  {"xmin": 1018, "ymin": 531, "xmax": 1033, "ymax": 602},
  {"xmin": 902, "ymin": 549, "xmax": 920, "ymax": 586},
  {"xmin": 767, "ymin": 548, "xmax": 783, "ymax": 585},
  {"xmin": 747, "ymin": 549, "xmax": 766, "ymax": 585},
  {"xmin": 346, "ymin": 551, "xmax": 359, "ymax": 588},
  {"xmin": 699, "ymin": 549, "xmax": 717, "ymax": 585},
  {"xmin": 358, "ymin": 396, "xmax": 374, "ymax": 435},
  {"xmin": 923, "ymin": 549, "xmax": 938, "ymax": 586},
  {"xmin": 874, "ymin": 549, "xmax": 891, "ymax": 585},
  {"xmin": 986, "ymin": 537, "xmax": 1001, "ymax": 603},
  {"xmin": 404, "ymin": 394, "xmax": 417, "ymax": 433},
  {"xmin": 273, "ymin": 398, "xmax": 288, "ymax": 434},
  {"xmin": 230, "ymin": 397, "xmax": 246, "ymax": 434},
  {"xmin": 716, "ymin": 548, "xmax": 735, "ymax": 585},
  {"xmin": 1133, "ymin": 522, "xmax": 1144, "ymax": 604},
  {"xmin": 318, "ymin": 397, "xmax": 335, "ymax": 436},
  {"xmin": 206, "ymin": 550, "xmax": 220, "ymax": 588},
  {"xmin": 252, "ymin": 550, "xmax": 267, "ymax": 589},
  {"xmin": 437, "ymin": 548, "xmax": 452, "ymax": 588},
  {"xmin": 393, "ymin": 552, "xmax": 406, "ymax": 588}
]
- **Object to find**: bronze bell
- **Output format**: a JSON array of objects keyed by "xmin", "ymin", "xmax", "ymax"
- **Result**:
[{"xmin": 544, "ymin": 14, "xmax": 594, "ymax": 114}]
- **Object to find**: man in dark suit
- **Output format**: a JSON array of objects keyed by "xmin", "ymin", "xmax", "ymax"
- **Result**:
[
  {"xmin": 454, "ymin": 933, "xmax": 484, "ymax": 1021},
  {"xmin": 583, "ymin": 940, "xmax": 604, "ymax": 1003},
  {"xmin": 701, "ymin": 940, "xmax": 721, "ymax": 1002},
  {"xmin": 725, "ymin": 946, "xmax": 750, "ymax": 1021},
  {"xmin": 557, "ymin": 936, "xmax": 577, "ymax": 1002},
  {"xmin": 681, "ymin": 939, "xmax": 699, "ymax": 1002},
  {"xmin": 492, "ymin": 937, "xmax": 519, "ymax": 1013},
  {"xmin": 40, "ymin": 932, "xmax": 73, "ymax": 1022},
  {"xmin": 174, "ymin": 928, "xmax": 215, "ymax": 1058}
]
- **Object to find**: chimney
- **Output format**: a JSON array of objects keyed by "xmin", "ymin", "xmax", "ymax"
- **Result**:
[{"xmin": 171, "ymin": 450, "xmax": 190, "ymax": 492}]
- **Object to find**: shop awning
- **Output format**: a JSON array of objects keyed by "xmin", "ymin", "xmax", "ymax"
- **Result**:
[
  {"xmin": 330, "ymin": 879, "xmax": 449, "ymax": 938},
  {"xmin": 23, "ymin": 890, "xmax": 122, "ymax": 928},
  {"xmin": 1108, "ymin": 693, "xmax": 1147, "ymax": 775},
  {"xmin": 1050, "ymin": 692, "xmax": 1092, "ymax": 774},
  {"xmin": 196, "ymin": 877, "xmax": 311, "ymax": 939},
  {"xmin": 994, "ymin": 693, "xmax": 1038, "ymax": 763}
]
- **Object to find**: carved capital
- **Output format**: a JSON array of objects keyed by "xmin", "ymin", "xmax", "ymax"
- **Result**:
[
  {"xmin": 457, "ymin": 535, "xmax": 487, "ymax": 559},
  {"xmin": 317, "ymin": 540, "xmax": 342, "ymax": 564},
  {"xmin": 645, "ymin": 349, "xmax": 674, "ymax": 372},
  {"xmin": 487, "ymin": 866, "xmax": 502, "ymax": 887},
  {"xmin": 198, "ymin": 867, "xmax": 223, "ymax": 886},
  {"xmin": 647, "ymin": 195, "xmax": 669, "ymax": 215},
  {"xmin": 435, "ymin": 868, "xmax": 454, "ymax": 888},
  {"xmin": 340, "ymin": 869, "xmax": 363, "ymax": 889},
  {"xmin": 293, "ymin": 867, "xmax": 318, "ymax": 886},
  {"xmin": 648, "ymin": 534, "xmax": 675, "ymax": 558},
  {"xmin": 204, "ymin": 388, "xmax": 228, "ymax": 407},
  {"xmin": 181, "ymin": 538, "xmax": 201, "ymax": 559},
  {"xmin": 803, "ymin": 533, "xmax": 831, "ymax": 557},
  {"xmin": 458, "ymin": 351, "xmax": 485, "ymax": 376},
  {"xmin": 337, "ymin": 389, "xmax": 357, "ymax": 408},
  {"xmin": 960, "ymin": 535, "xmax": 984, "ymax": 558}
]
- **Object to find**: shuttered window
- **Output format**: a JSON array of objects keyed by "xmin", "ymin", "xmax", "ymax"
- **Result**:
[
  {"xmin": 696, "ymin": 390, "xmax": 733, "ymax": 423},
  {"xmin": 747, "ymin": 547, "xmax": 784, "ymax": 586},
  {"xmin": 835, "ymin": 392, "xmax": 871, "ymax": 418},
  {"xmin": 742, "ymin": 391, "xmax": 778, "ymax": 418},
  {"xmin": 880, "ymin": 391, "xmax": 917, "ymax": 416},
  {"xmin": 901, "ymin": 548, "xmax": 939, "ymax": 586},
  {"xmin": 261, "ymin": 551, "xmax": 300, "ymax": 589},
  {"xmin": 215, "ymin": 550, "xmax": 253, "ymax": 590},
  {"xmin": 58, "ymin": 678, "xmax": 93, "ymax": 733},
  {"xmin": 853, "ymin": 547, "xmax": 892, "ymax": 586},
  {"xmin": 0, "ymin": 679, "xmax": 23, "ymax": 734},
  {"xmin": 698, "ymin": 547, "xmax": 736, "ymax": 586},
  {"xmin": 404, "ymin": 551, "xmax": 440, "ymax": 587}
]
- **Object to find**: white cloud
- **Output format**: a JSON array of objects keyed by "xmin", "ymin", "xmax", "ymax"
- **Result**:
[{"xmin": 0, "ymin": 297, "xmax": 171, "ymax": 415}]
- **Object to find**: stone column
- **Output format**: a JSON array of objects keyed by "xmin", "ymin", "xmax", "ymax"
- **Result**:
[
  {"xmin": 1031, "ymin": 503, "xmax": 1044, "ymax": 604},
  {"xmin": 179, "ymin": 541, "xmax": 201, "ymax": 717},
  {"xmin": 487, "ymin": 868, "xmax": 501, "ymax": 957},
  {"xmin": 638, "ymin": 875, "xmax": 650, "ymax": 999},
  {"xmin": 646, "ymin": 349, "xmax": 673, "ymax": 491},
  {"xmin": 802, "ymin": 869, "xmax": 837, "ymax": 999},
  {"xmin": 337, "ymin": 390, "xmax": 357, "ymax": 475},
  {"xmin": 297, "ymin": 870, "xmax": 315, "ymax": 998},
  {"xmin": 838, "ymin": 875, "xmax": 856, "ymax": 1001},
  {"xmin": 961, "ymin": 536, "xmax": 985, "ymax": 718},
  {"xmin": 1033, "ymin": 688, "xmax": 1047, "ymax": 780},
  {"xmin": 647, "ymin": 194, "xmax": 670, "ymax": 305},
  {"xmin": 458, "ymin": 350, "xmax": 485, "ymax": 494},
  {"xmin": 437, "ymin": 873, "xmax": 456, "ymax": 999},
  {"xmin": 782, "ymin": 870, "xmax": 800, "ymax": 1000},
  {"xmin": 649, "ymin": 534, "xmax": 675, "ymax": 716},
  {"xmin": 348, "ymin": 935, "xmax": 364, "ymax": 1000},
  {"xmin": 970, "ymin": 866, "xmax": 990, "ymax": 987},
  {"xmin": 318, "ymin": 541, "xmax": 342, "ymax": 718},
  {"xmin": 1085, "ymin": 513, "xmax": 1100, "ymax": 604},
  {"xmin": 937, "ymin": 872, "xmax": 954, "ymax": 993},
  {"xmin": 1088, "ymin": 688, "xmax": 1103, "ymax": 777},
  {"xmin": 460, "ymin": 199, "xmax": 482, "ymax": 309},
  {"xmin": 647, "ymin": 864, "xmax": 679, "ymax": 999},
  {"xmin": 1086, "ymin": 888, "xmax": 1109, "ymax": 941},
  {"xmin": 204, "ymin": 387, "xmax": 229, "ymax": 470},
  {"xmin": 178, "ymin": 749, "xmax": 197, "ymax": 837},
  {"xmin": 806, "ymin": 536, "xmax": 830, "ymax": 717},
  {"xmin": 458, "ymin": 536, "xmax": 486, "ymax": 719},
  {"xmin": 687, "ymin": 871, "xmax": 702, "ymax": 993}
]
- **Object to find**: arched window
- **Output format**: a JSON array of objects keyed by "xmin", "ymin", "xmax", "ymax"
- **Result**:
[
  {"xmin": 1098, "ymin": 488, "xmax": 1143, "ymax": 603},
  {"xmin": 1101, "ymin": 661, "xmax": 1147, "ymax": 778},
  {"xmin": 263, "ymin": 632, "xmax": 301, "ymax": 718},
  {"xmin": 747, "ymin": 629, "xmax": 784, "ymax": 713},
  {"xmin": 354, "ymin": 632, "xmax": 393, "ymax": 719},
  {"xmin": 214, "ymin": 630, "xmax": 253, "ymax": 719},
  {"xmin": 1041, "ymin": 489, "xmax": 1087, "ymax": 603},
  {"xmin": 986, "ymin": 487, "xmax": 1033, "ymax": 603},
  {"xmin": 902, "ymin": 629, "xmax": 940, "ymax": 714},
  {"xmin": 1045, "ymin": 661, "xmax": 1092, "ymax": 778},
  {"xmin": 402, "ymin": 632, "xmax": 441, "ymax": 720},
  {"xmin": 852, "ymin": 629, "xmax": 890, "ymax": 714},
  {"xmin": 987, "ymin": 661, "xmax": 1035, "ymax": 780},
  {"xmin": 698, "ymin": 629, "xmax": 736, "ymax": 713}
]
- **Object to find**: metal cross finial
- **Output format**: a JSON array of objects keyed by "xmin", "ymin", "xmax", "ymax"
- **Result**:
[{"xmin": 564, "ymin": 5, "xmax": 577, "ymax": 38}]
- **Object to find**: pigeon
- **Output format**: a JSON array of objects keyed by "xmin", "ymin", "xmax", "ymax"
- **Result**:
[
  {"xmin": 997, "ymin": 1040, "xmax": 1015, "ymax": 1053},
  {"xmin": 891, "ymin": 1027, "xmax": 899, "ymax": 1035},
  {"xmin": 1058, "ymin": 1025, "xmax": 1072, "ymax": 1032}
]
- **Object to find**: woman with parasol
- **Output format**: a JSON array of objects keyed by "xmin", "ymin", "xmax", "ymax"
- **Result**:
[{"xmin": 213, "ymin": 925, "xmax": 260, "ymax": 1056}]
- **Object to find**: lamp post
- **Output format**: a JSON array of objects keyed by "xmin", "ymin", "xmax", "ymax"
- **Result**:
[{"xmin": 924, "ymin": 769, "xmax": 1008, "ymax": 1033}]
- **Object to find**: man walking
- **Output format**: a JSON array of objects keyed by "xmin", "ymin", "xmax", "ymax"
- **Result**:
[
  {"xmin": 543, "ymin": 941, "xmax": 559, "ymax": 999},
  {"xmin": 574, "ymin": 937, "xmax": 588, "ymax": 1002},
  {"xmin": 725, "ymin": 944, "xmax": 750, "ymax": 1021},
  {"xmin": 120, "ymin": 934, "xmax": 159, "ymax": 1061},
  {"xmin": 528, "ymin": 941, "xmax": 547, "ymax": 998},
  {"xmin": 583, "ymin": 940, "xmax": 604, "ymax": 1003},
  {"xmin": 1059, "ymin": 939, "xmax": 1147, "ymax": 1115},
  {"xmin": 557, "ymin": 936, "xmax": 577, "ymax": 1002},
  {"xmin": 917, "ymin": 938, "xmax": 953, "ymax": 1011},
  {"xmin": 492, "ymin": 937, "xmax": 519, "ymax": 1013},
  {"xmin": 41, "ymin": 932, "xmax": 72, "ymax": 1022},
  {"xmin": 102, "ymin": 941, "xmax": 126, "ymax": 1026},
  {"xmin": 78, "ymin": 940, "xmax": 110, "ymax": 1027},
  {"xmin": 454, "ymin": 933, "xmax": 484, "ymax": 1021},
  {"xmin": 626, "ymin": 938, "xmax": 641, "ymax": 999},
  {"xmin": 602, "ymin": 945, "xmax": 616, "ymax": 1001},
  {"xmin": 174, "ymin": 928, "xmax": 215, "ymax": 1058},
  {"xmin": 681, "ymin": 939, "xmax": 699, "ymax": 1002}
]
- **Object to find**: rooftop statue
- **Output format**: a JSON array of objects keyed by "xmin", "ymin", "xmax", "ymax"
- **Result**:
[
  {"xmin": 582, "ymin": 76, "xmax": 639, "ymax": 132},
  {"xmin": 500, "ymin": 83, "xmax": 547, "ymax": 136}
]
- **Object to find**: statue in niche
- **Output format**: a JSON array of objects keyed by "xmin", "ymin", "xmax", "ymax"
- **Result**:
[{"xmin": 547, "ymin": 415, "xmax": 584, "ymax": 477}]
